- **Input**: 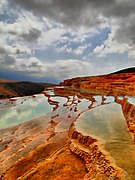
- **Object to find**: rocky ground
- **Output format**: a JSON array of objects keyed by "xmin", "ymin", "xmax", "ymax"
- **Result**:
[
  {"xmin": 1, "ymin": 70, "xmax": 135, "ymax": 179},
  {"xmin": 60, "ymin": 72, "xmax": 135, "ymax": 96}
]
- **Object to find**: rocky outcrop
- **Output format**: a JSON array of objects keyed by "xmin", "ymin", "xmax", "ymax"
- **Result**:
[
  {"xmin": 1, "ymin": 81, "xmax": 135, "ymax": 179},
  {"xmin": 116, "ymin": 97, "xmax": 135, "ymax": 143},
  {"xmin": 68, "ymin": 123, "xmax": 126, "ymax": 180},
  {"xmin": 59, "ymin": 73, "xmax": 135, "ymax": 96}
]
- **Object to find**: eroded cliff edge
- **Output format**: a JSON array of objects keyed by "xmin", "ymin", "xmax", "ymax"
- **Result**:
[
  {"xmin": 1, "ymin": 71, "xmax": 135, "ymax": 179},
  {"xmin": 55, "ymin": 72, "xmax": 135, "ymax": 179},
  {"xmin": 59, "ymin": 72, "xmax": 135, "ymax": 96}
]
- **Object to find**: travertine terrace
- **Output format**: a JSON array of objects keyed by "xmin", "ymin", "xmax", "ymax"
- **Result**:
[
  {"xmin": 59, "ymin": 72, "xmax": 135, "ymax": 96},
  {"xmin": 1, "ymin": 72, "xmax": 135, "ymax": 179}
]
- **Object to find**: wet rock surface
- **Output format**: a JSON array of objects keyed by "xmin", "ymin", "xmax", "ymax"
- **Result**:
[
  {"xmin": 59, "ymin": 72, "xmax": 135, "ymax": 96},
  {"xmin": 0, "ymin": 73, "xmax": 135, "ymax": 179}
]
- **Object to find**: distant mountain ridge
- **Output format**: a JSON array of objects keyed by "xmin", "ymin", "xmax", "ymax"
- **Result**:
[
  {"xmin": 112, "ymin": 67, "xmax": 135, "ymax": 74},
  {"xmin": 0, "ymin": 80, "xmax": 54, "ymax": 99},
  {"xmin": 1, "ymin": 67, "xmax": 135, "ymax": 99}
]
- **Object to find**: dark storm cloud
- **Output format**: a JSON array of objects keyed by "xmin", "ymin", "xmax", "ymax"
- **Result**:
[
  {"xmin": 3, "ymin": 55, "xmax": 15, "ymax": 65},
  {"xmin": 18, "ymin": 28, "xmax": 42, "ymax": 42},
  {"xmin": 8, "ymin": 0, "xmax": 135, "ymax": 46},
  {"xmin": 0, "ymin": 46, "xmax": 7, "ymax": 54},
  {"xmin": 0, "ymin": 55, "xmax": 15, "ymax": 66},
  {"xmin": 7, "ymin": 27, "xmax": 42, "ymax": 42},
  {"xmin": 114, "ymin": 15, "xmax": 135, "ymax": 45},
  {"xmin": 9, "ymin": 0, "xmax": 115, "ymax": 27},
  {"xmin": 29, "ymin": 61, "xmax": 43, "ymax": 69},
  {"xmin": 9, "ymin": 0, "xmax": 135, "ymax": 26}
]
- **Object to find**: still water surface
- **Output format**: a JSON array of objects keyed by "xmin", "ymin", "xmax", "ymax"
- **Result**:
[
  {"xmin": 0, "ymin": 89, "xmax": 135, "ymax": 179},
  {"xmin": 75, "ymin": 103, "xmax": 135, "ymax": 179},
  {"xmin": 0, "ymin": 94, "xmax": 53, "ymax": 129}
]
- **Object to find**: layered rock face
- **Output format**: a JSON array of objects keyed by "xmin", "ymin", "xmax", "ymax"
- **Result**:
[
  {"xmin": 116, "ymin": 97, "xmax": 135, "ymax": 143},
  {"xmin": 54, "ymin": 73, "xmax": 135, "ymax": 179},
  {"xmin": 0, "ymin": 90, "xmax": 89, "ymax": 180},
  {"xmin": 54, "ymin": 85, "xmax": 135, "ymax": 145},
  {"xmin": 1, "ymin": 71, "xmax": 135, "ymax": 179},
  {"xmin": 69, "ymin": 124, "xmax": 125, "ymax": 180},
  {"xmin": 60, "ymin": 73, "xmax": 135, "ymax": 96}
]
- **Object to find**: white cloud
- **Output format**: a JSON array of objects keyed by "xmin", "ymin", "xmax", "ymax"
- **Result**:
[
  {"xmin": 1, "ymin": 0, "xmax": 135, "ymax": 82},
  {"xmin": 93, "ymin": 21, "xmax": 135, "ymax": 58},
  {"xmin": 7, "ymin": 0, "xmax": 135, "ymax": 59},
  {"xmin": 71, "ymin": 27, "xmax": 99, "ymax": 43},
  {"xmin": 37, "ymin": 28, "xmax": 66, "ymax": 49},
  {"xmin": 25, "ymin": 58, "xmax": 93, "ymax": 80},
  {"xmin": 93, "ymin": 40, "xmax": 130, "ymax": 57},
  {"xmin": 0, "ymin": 11, "xmax": 42, "ymax": 57},
  {"xmin": 56, "ymin": 44, "xmax": 73, "ymax": 54},
  {"xmin": 0, "ymin": 55, "xmax": 93, "ymax": 80},
  {"xmin": 56, "ymin": 43, "xmax": 91, "ymax": 56},
  {"xmin": 0, "ymin": 12, "xmax": 43, "ymax": 41},
  {"xmin": 74, "ymin": 44, "xmax": 90, "ymax": 55},
  {"xmin": 0, "ymin": 0, "xmax": 8, "ymax": 13},
  {"xmin": 0, "ymin": 44, "xmax": 31, "ymax": 55},
  {"xmin": 0, "ymin": 55, "xmax": 16, "ymax": 70}
]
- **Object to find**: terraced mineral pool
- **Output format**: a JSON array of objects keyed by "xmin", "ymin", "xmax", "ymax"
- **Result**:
[
  {"xmin": 1, "ymin": 89, "xmax": 135, "ymax": 179},
  {"xmin": 75, "ymin": 103, "xmax": 135, "ymax": 179},
  {"xmin": 0, "ymin": 94, "xmax": 54, "ymax": 129},
  {"xmin": 127, "ymin": 96, "xmax": 135, "ymax": 105}
]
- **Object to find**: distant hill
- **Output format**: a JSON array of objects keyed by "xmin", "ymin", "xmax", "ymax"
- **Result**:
[
  {"xmin": 0, "ymin": 80, "xmax": 54, "ymax": 99},
  {"xmin": 111, "ymin": 67, "xmax": 135, "ymax": 74}
]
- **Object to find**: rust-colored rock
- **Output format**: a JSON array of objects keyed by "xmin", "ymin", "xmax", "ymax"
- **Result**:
[
  {"xmin": 116, "ymin": 97, "xmax": 135, "ymax": 142},
  {"xmin": 69, "ymin": 123, "xmax": 126, "ymax": 180},
  {"xmin": 59, "ymin": 72, "xmax": 135, "ymax": 96}
]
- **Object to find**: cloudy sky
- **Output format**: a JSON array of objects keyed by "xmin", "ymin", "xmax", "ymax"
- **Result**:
[{"xmin": 0, "ymin": 0, "xmax": 135, "ymax": 83}]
